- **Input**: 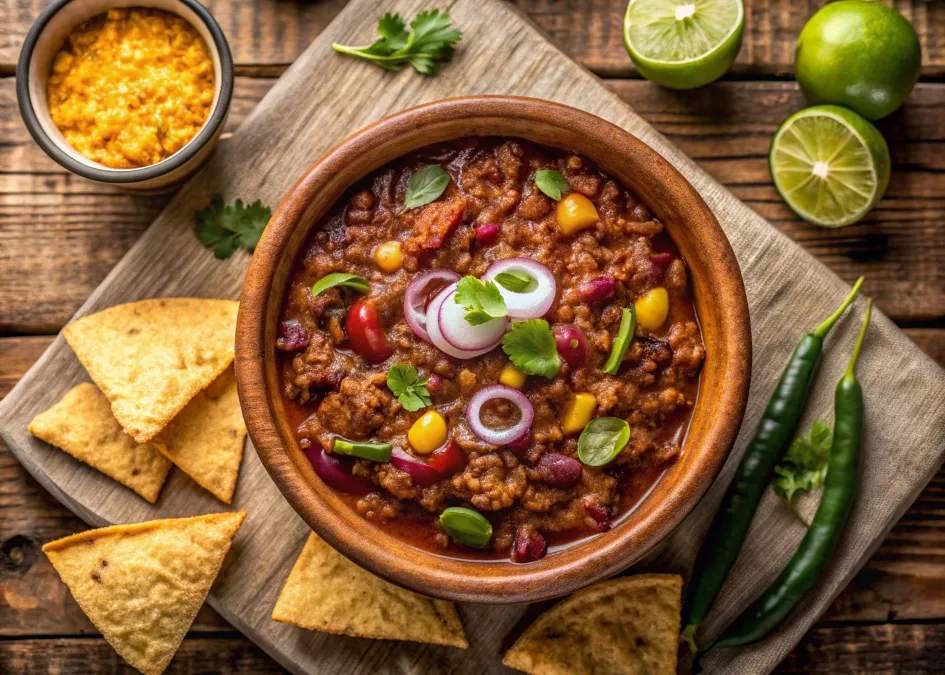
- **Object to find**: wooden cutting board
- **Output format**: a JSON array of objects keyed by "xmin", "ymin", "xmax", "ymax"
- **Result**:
[{"xmin": 4, "ymin": 0, "xmax": 945, "ymax": 673}]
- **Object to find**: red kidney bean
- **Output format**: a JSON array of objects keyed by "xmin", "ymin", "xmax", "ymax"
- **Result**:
[
  {"xmin": 553, "ymin": 324, "xmax": 588, "ymax": 368},
  {"xmin": 584, "ymin": 501, "xmax": 613, "ymax": 533},
  {"xmin": 537, "ymin": 453, "xmax": 582, "ymax": 488},
  {"xmin": 578, "ymin": 275, "xmax": 616, "ymax": 302},
  {"xmin": 512, "ymin": 530, "xmax": 548, "ymax": 563},
  {"xmin": 276, "ymin": 319, "xmax": 309, "ymax": 351},
  {"xmin": 426, "ymin": 373, "xmax": 442, "ymax": 393},
  {"xmin": 506, "ymin": 430, "xmax": 532, "ymax": 454},
  {"xmin": 475, "ymin": 223, "xmax": 499, "ymax": 246},
  {"xmin": 345, "ymin": 298, "xmax": 394, "ymax": 365},
  {"xmin": 648, "ymin": 252, "xmax": 675, "ymax": 281}
]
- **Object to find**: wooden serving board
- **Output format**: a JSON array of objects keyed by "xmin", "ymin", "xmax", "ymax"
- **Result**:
[{"xmin": 3, "ymin": 0, "xmax": 945, "ymax": 673}]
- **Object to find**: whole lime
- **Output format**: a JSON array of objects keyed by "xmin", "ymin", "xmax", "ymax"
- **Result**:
[{"xmin": 795, "ymin": 0, "xmax": 921, "ymax": 120}]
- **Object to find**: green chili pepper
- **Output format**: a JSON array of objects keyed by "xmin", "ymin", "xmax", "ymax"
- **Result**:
[
  {"xmin": 681, "ymin": 278, "xmax": 863, "ymax": 650},
  {"xmin": 439, "ymin": 506, "xmax": 493, "ymax": 549},
  {"xmin": 333, "ymin": 438, "xmax": 392, "ymax": 462},
  {"xmin": 710, "ymin": 299, "xmax": 870, "ymax": 650},
  {"xmin": 603, "ymin": 306, "xmax": 636, "ymax": 375}
]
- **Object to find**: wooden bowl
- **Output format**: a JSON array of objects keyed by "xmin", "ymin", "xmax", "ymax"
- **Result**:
[{"xmin": 236, "ymin": 96, "xmax": 751, "ymax": 604}]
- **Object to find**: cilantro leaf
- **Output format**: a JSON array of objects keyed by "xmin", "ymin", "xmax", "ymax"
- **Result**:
[
  {"xmin": 534, "ymin": 169, "xmax": 571, "ymax": 200},
  {"xmin": 195, "ymin": 195, "xmax": 272, "ymax": 260},
  {"xmin": 772, "ymin": 420, "xmax": 832, "ymax": 523},
  {"xmin": 331, "ymin": 9, "xmax": 462, "ymax": 76},
  {"xmin": 501, "ymin": 319, "xmax": 561, "ymax": 379},
  {"xmin": 454, "ymin": 276, "xmax": 507, "ymax": 326},
  {"xmin": 386, "ymin": 364, "xmax": 432, "ymax": 412}
]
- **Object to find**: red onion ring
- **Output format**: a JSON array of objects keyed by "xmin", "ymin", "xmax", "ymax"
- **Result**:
[
  {"xmin": 483, "ymin": 258, "xmax": 556, "ymax": 320},
  {"xmin": 466, "ymin": 384, "xmax": 535, "ymax": 446},
  {"xmin": 389, "ymin": 447, "xmax": 441, "ymax": 486},
  {"xmin": 427, "ymin": 284, "xmax": 497, "ymax": 359},
  {"xmin": 438, "ymin": 289, "xmax": 507, "ymax": 351},
  {"xmin": 403, "ymin": 270, "xmax": 460, "ymax": 342},
  {"xmin": 304, "ymin": 445, "xmax": 373, "ymax": 495}
]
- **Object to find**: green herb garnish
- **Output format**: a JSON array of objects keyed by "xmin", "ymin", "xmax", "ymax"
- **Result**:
[
  {"xmin": 455, "ymin": 276, "xmax": 507, "ymax": 325},
  {"xmin": 333, "ymin": 437, "xmax": 393, "ymax": 462},
  {"xmin": 772, "ymin": 420, "xmax": 832, "ymax": 524},
  {"xmin": 386, "ymin": 364, "xmax": 432, "ymax": 412},
  {"xmin": 194, "ymin": 195, "xmax": 271, "ymax": 260},
  {"xmin": 439, "ymin": 506, "xmax": 492, "ymax": 549},
  {"xmin": 311, "ymin": 272, "xmax": 371, "ymax": 297},
  {"xmin": 332, "ymin": 9, "xmax": 462, "ymax": 76},
  {"xmin": 578, "ymin": 417, "xmax": 631, "ymax": 466},
  {"xmin": 404, "ymin": 165, "xmax": 451, "ymax": 209},
  {"xmin": 603, "ymin": 306, "xmax": 636, "ymax": 375},
  {"xmin": 501, "ymin": 319, "xmax": 561, "ymax": 379},
  {"xmin": 534, "ymin": 169, "xmax": 571, "ymax": 200},
  {"xmin": 494, "ymin": 270, "xmax": 537, "ymax": 293}
]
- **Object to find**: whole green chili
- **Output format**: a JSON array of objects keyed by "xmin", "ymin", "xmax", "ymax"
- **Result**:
[
  {"xmin": 681, "ymin": 278, "xmax": 864, "ymax": 649},
  {"xmin": 710, "ymin": 298, "xmax": 870, "ymax": 650},
  {"xmin": 333, "ymin": 438, "xmax": 393, "ymax": 462}
]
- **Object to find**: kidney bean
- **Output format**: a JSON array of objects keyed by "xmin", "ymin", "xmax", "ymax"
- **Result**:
[
  {"xmin": 276, "ymin": 319, "xmax": 309, "ymax": 351},
  {"xmin": 553, "ymin": 324, "xmax": 588, "ymax": 368},
  {"xmin": 578, "ymin": 275, "xmax": 616, "ymax": 302},
  {"xmin": 475, "ymin": 223, "xmax": 499, "ymax": 246},
  {"xmin": 512, "ymin": 530, "xmax": 548, "ymax": 563},
  {"xmin": 345, "ymin": 298, "xmax": 394, "ymax": 365},
  {"xmin": 426, "ymin": 373, "xmax": 442, "ymax": 393},
  {"xmin": 537, "ymin": 453, "xmax": 582, "ymax": 488},
  {"xmin": 506, "ymin": 430, "xmax": 532, "ymax": 454},
  {"xmin": 584, "ymin": 500, "xmax": 613, "ymax": 533}
]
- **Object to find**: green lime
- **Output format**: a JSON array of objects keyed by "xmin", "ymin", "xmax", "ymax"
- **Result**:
[
  {"xmin": 623, "ymin": 0, "xmax": 744, "ymax": 90},
  {"xmin": 795, "ymin": 0, "xmax": 921, "ymax": 120},
  {"xmin": 769, "ymin": 105, "xmax": 890, "ymax": 228}
]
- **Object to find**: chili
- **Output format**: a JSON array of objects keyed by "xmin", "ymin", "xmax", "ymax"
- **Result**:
[
  {"xmin": 333, "ymin": 438, "xmax": 393, "ymax": 462},
  {"xmin": 602, "ymin": 306, "xmax": 636, "ymax": 375}
]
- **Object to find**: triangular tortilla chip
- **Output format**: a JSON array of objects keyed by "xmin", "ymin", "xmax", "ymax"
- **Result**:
[
  {"xmin": 153, "ymin": 367, "xmax": 245, "ymax": 504},
  {"xmin": 272, "ymin": 533, "xmax": 468, "ymax": 648},
  {"xmin": 43, "ymin": 512, "xmax": 246, "ymax": 675},
  {"xmin": 28, "ymin": 383, "xmax": 172, "ymax": 503},
  {"xmin": 63, "ymin": 298, "xmax": 239, "ymax": 443},
  {"xmin": 503, "ymin": 574, "xmax": 682, "ymax": 675}
]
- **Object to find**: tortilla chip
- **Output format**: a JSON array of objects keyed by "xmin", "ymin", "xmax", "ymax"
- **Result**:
[
  {"xmin": 272, "ymin": 533, "xmax": 468, "ymax": 648},
  {"xmin": 503, "ymin": 574, "xmax": 682, "ymax": 675},
  {"xmin": 43, "ymin": 511, "xmax": 246, "ymax": 675},
  {"xmin": 63, "ymin": 298, "xmax": 239, "ymax": 443},
  {"xmin": 28, "ymin": 383, "xmax": 172, "ymax": 503},
  {"xmin": 153, "ymin": 367, "xmax": 245, "ymax": 503}
]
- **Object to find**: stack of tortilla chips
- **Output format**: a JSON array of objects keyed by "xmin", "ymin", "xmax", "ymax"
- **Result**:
[{"xmin": 29, "ymin": 298, "xmax": 246, "ymax": 504}]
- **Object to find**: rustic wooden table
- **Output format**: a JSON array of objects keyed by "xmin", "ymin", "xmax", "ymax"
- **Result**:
[{"xmin": 1, "ymin": 0, "xmax": 943, "ymax": 672}]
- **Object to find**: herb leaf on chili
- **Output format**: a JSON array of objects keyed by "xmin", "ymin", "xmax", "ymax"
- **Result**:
[
  {"xmin": 534, "ymin": 169, "xmax": 571, "ymax": 200},
  {"xmin": 311, "ymin": 272, "xmax": 371, "ymax": 297},
  {"xmin": 386, "ymin": 364, "xmax": 432, "ymax": 411},
  {"xmin": 578, "ymin": 417, "xmax": 631, "ymax": 466},
  {"xmin": 404, "ymin": 165, "xmax": 451, "ymax": 209},
  {"xmin": 772, "ymin": 420, "xmax": 832, "ymax": 518},
  {"xmin": 195, "ymin": 195, "xmax": 271, "ymax": 259},
  {"xmin": 502, "ymin": 319, "xmax": 561, "ymax": 379},
  {"xmin": 494, "ymin": 270, "xmax": 537, "ymax": 293},
  {"xmin": 455, "ymin": 276, "xmax": 507, "ymax": 325}
]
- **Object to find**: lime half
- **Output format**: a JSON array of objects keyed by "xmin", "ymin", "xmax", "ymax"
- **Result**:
[
  {"xmin": 770, "ymin": 105, "xmax": 890, "ymax": 228},
  {"xmin": 623, "ymin": 0, "xmax": 744, "ymax": 90}
]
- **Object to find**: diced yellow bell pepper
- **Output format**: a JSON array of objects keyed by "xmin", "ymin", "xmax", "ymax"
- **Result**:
[
  {"xmin": 556, "ymin": 193, "xmax": 599, "ymax": 235},
  {"xmin": 374, "ymin": 241, "xmax": 403, "ymax": 273},
  {"xmin": 562, "ymin": 393, "xmax": 597, "ymax": 435},
  {"xmin": 635, "ymin": 287, "xmax": 669, "ymax": 331},
  {"xmin": 408, "ymin": 410, "xmax": 448, "ymax": 454},
  {"xmin": 499, "ymin": 364, "xmax": 527, "ymax": 390}
]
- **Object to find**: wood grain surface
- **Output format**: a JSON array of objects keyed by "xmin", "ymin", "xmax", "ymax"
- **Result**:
[{"xmin": 2, "ymin": 0, "xmax": 944, "ymax": 673}]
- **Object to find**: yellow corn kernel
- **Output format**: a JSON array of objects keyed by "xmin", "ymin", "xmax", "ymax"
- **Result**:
[
  {"xmin": 408, "ymin": 410, "xmax": 448, "ymax": 454},
  {"xmin": 635, "ymin": 287, "xmax": 669, "ymax": 331},
  {"xmin": 499, "ymin": 364, "xmax": 527, "ymax": 390},
  {"xmin": 556, "ymin": 193, "xmax": 599, "ymax": 235},
  {"xmin": 374, "ymin": 241, "xmax": 403, "ymax": 273},
  {"xmin": 562, "ymin": 393, "xmax": 597, "ymax": 435}
]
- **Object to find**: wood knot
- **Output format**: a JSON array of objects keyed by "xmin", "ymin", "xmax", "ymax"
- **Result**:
[{"xmin": 1, "ymin": 535, "xmax": 39, "ymax": 574}]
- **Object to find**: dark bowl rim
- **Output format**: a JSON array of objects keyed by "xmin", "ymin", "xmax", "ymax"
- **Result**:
[{"xmin": 16, "ymin": 0, "xmax": 234, "ymax": 184}]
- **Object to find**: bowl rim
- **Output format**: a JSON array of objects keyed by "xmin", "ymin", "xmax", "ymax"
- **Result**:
[
  {"xmin": 15, "ymin": 0, "xmax": 233, "ymax": 184},
  {"xmin": 236, "ymin": 95, "xmax": 752, "ymax": 604}
]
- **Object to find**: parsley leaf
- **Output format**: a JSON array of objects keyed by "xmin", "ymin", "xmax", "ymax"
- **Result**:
[
  {"xmin": 534, "ymin": 169, "xmax": 571, "ymax": 200},
  {"xmin": 404, "ymin": 165, "xmax": 451, "ymax": 209},
  {"xmin": 772, "ymin": 420, "xmax": 832, "ymax": 523},
  {"xmin": 386, "ymin": 364, "xmax": 432, "ymax": 412},
  {"xmin": 195, "ymin": 195, "xmax": 271, "ymax": 260},
  {"xmin": 332, "ymin": 9, "xmax": 462, "ymax": 76},
  {"xmin": 454, "ymin": 276, "xmax": 507, "ymax": 325},
  {"xmin": 494, "ymin": 270, "xmax": 537, "ymax": 293},
  {"xmin": 501, "ymin": 319, "xmax": 561, "ymax": 379}
]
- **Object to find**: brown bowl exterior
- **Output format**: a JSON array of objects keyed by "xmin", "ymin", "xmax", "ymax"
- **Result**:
[{"xmin": 236, "ymin": 96, "xmax": 751, "ymax": 604}]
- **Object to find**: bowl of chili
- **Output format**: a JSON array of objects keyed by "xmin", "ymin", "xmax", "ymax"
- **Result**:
[{"xmin": 236, "ymin": 96, "xmax": 751, "ymax": 604}]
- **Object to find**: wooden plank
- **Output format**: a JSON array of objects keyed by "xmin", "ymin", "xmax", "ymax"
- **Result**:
[
  {"xmin": 3, "ymin": 78, "xmax": 944, "ymax": 332},
  {"xmin": 1, "ymin": 0, "xmax": 943, "ymax": 77}
]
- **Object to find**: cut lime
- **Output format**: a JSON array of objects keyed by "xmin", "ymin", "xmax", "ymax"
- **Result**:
[
  {"xmin": 623, "ymin": 0, "xmax": 744, "ymax": 90},
  {"xmin": 770, "ymin": 105, "xmax": 890, "ymax": 228}
]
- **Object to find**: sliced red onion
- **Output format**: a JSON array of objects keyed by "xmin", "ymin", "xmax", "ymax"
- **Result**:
[
  {"xmin": 427, "ymin": 284, "xmax": 497, "ymax": 359},
  {"xmin": 390, "ymin": 447, "xmax": 441, "ymax": 486},
  {"xmin": 403, "ymin": 270, "xmax": 460, "ymax": 342},
  {"xmin": 483, "ymin": 258, "xmax": 556, "ymax": 320},
  {"xmin": 305, "ymin": 446, "xmax": 372, "ymax": 495},
  {"xmin": 439, "ymin": 289, "xmax": 506, "ymax": 351},
  {"xmin": 466, "ymin": 385, "xmax": 535, "ymax": 446}
]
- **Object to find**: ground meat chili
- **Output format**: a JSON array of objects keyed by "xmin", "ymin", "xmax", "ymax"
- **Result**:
[{"xmin": 277, "ymin": 137, "xmax": 705, "ymax": 562}]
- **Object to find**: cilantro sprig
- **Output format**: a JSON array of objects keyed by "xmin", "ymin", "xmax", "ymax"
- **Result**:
[
  {"xmin": 332, "ymin": 10, "xmax": 462, "ymax": 76},
  {"xmin": 501, "ymin": 319, "xmax": 561, "ymax": 379},
  {"xmin": 386, "ymin": 364, "xmax": 433, "ymax": 412},
  {"xmin": 772, "ymin": 420, "xmax": 832, "ymax": 524},
  {"xmin": 195, "ymin": 195, "xmax": 271, "ymax": 260},
  {"xmin": 455, "ymin": 276, "xmax": 507, "ymax": 326}
]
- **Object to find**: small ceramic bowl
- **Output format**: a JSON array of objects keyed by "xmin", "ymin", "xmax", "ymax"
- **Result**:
[
  {"xmin": 17, "ymin": 0, "xmax": 233, "ymax": 192},
  {"xmin": 236, "ymin": 96, "xmax": 752, "ymax": 604}
]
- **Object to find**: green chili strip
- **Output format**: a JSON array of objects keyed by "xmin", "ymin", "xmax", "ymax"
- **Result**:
[
  {"xmin": 603, "ymin": 306, "xmax": 636, "ymax": 375},
  {"xmin": 333, "ymin": 438, "xmax": 393, "ymax": 462}
]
